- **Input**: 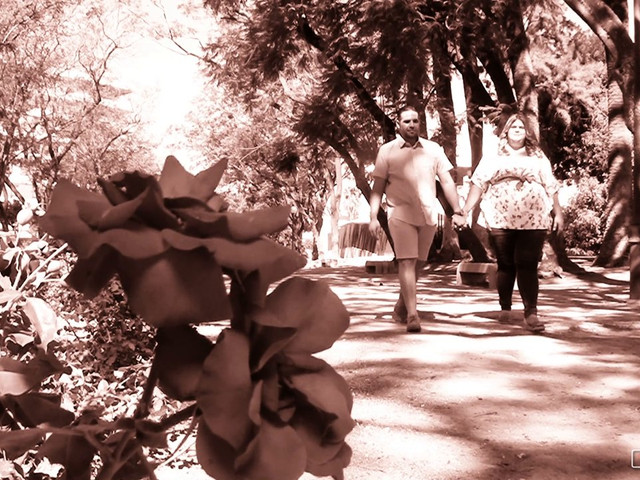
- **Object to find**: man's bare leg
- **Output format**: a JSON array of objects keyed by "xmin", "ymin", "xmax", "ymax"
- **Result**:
[
  {"xmin": 397, "ymin": 258, "xmax": 421, "ymax": 332},
  {"xmin": 394, "ymin": 259, "xmax": 426, "ymax": 322}
]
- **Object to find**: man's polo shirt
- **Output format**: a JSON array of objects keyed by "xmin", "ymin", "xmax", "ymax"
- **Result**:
[{"xmin": 372, "ymin": 135, "xmax": 454, "ymax": 226}]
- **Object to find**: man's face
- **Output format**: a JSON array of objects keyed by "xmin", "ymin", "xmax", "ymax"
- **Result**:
[{"xmin": 397, "ymin": 110, "xmax": 420, "ymax": 142}]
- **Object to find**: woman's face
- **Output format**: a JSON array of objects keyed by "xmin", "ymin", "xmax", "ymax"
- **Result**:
[{"xmin": 506, "ymin": 119, "xmax": 526, "ymax": 148}]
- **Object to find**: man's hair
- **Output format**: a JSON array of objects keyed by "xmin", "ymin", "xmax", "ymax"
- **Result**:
[{"xmin": 396, "ymin": 105, "xmax": 419, "ymax": 119}]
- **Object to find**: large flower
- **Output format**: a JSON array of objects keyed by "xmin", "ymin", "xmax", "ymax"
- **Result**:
[
  {"xmin": 195, "ymin": 276, "xmax": 353, "ymax": 480},
  {"xmin": 38, "ymin": 156, "xmax": 355, "ymax": 479},
  {"xmin": 38, "ymin": 156, "xmax": 306, "ymax": 327}
]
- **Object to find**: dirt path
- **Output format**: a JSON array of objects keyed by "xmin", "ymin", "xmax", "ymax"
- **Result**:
[{"xmin": 159, "ymin": 261, "xmax": 640, "ymax": 480}]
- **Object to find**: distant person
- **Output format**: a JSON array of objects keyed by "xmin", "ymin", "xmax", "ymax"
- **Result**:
[
  {"xmin": 369, "ymin": 105, "xmax": 463, "ymax": 333},
  {"xmin": 453, "ymin": 113, "xmax": 564, "ymax": 332}
]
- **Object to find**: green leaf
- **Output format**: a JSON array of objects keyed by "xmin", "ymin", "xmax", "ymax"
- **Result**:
[
  {"xmin": 155, "ymin": 326, "xmax": 214, "ymax": 401},
  {"xmin": 6, "ymin": 332, "xmax": 33, "ymax": 349},
  {"xmin": 195, "ymin": 329, "xmax": 254, "ymax": 450},
  {"xmin": 160, "ymin": 155, "xmax": 227, "ymax": 201},
  {"xmin": 0, "ymin": 429, "xmax": 45, "ymax": 459},
  {"xmin": 37, "ymin": 433, "xmax": 96, "ymax": 480},
  {"xmin": 265, "ymin": 277, "xmax": 350, "ymax": 353},
  {"xmin": 0, "ymin": 358, "xmax": 47, "ymax": 396},
  {"xmin": 116, "ymin": 249, "xmax": 231, "ymax": 327},
  {"xmin": 100, "ymin": 431, "xmax": 160, "ymax": 480},
  {"xmin": 0, "ymin": 288, "xmax": 21, "ymax": 305},
  {"xmin": 135, "ymin": 419, "xmax": 168, "ymax": 448},
  {"xmin": 23, "ymin": 297, "xmax": 58, "ymax": 352},
  {"xmin": 2, "ymin": 393, "xmax": 75, "ymax": 428},
  {"xmin": 235, "ymin": 421, "xmax": 306, "ymax": 480}
]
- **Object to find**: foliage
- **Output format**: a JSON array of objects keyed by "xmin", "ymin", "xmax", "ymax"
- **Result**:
[
  {"xmin": 562, "ymin": 177, "xmax": 607, "ymax": 255},
  {"xmin": 197, "ymin": 0, "xmax": 619, "ymax": 263},
  {"xmin": 528, "ymin": 3, "xmax": 608, "ymax": 180},
  {"xmin": 174, "ymin": 77, "xmax": 335, "ymax": 256},
  {"xmin": 0, "ymin": 156, "xmax": 354, "ymax": 480},
  {"xmin": 0, "ymin": 0, "xmax": 155, "ymax": 212}
]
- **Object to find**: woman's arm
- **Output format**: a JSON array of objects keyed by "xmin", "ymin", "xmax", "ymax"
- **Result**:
[
  {"xmin": 453, "ymin": 183, "xmax": 483, "ymax": 228},
  {"xmin": 551, "ymin": 192, "xmax": 564, "ymax": 233}
]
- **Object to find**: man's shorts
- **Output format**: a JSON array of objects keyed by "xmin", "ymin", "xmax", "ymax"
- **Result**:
[{"xmin": 388, "ymin": 217, "xmax": 436, "ymax": 261}]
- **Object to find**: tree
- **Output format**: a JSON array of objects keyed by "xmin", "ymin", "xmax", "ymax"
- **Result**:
[
  {"xmin": 562, "ymin": 0, "xmax": 635, "ymax": 268},
  {"xmin": 200, "ymin": 0, "xmax": 625, "ymax": 268},
  {"xmin": 0, "ymin": 0, "xmax": 154, "ymax": 218}
]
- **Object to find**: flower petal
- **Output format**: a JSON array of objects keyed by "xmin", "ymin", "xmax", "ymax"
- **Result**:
[
  {"xmin": 282, "ymin": 354, "xmax": 354, "ymax": 442},
  {"xmin": 77, "ymin": 194, "xmax": 143, "ymax": 230},
  {"xmin": 196, "ymin": 420, "xmax": 240, "ymax": 480},
  {"xmin": 235, "ymin": 421, "xmax": 306, "ymax": 480},
  {"xmin": 248, "ymin": 312, "xmax": 296, "ymax": 372},
  {"xmin": 109, "ymin": 172, "xmax": 180, "ymax": 229},
  {"xmin": 196, "ymin": 329, "xmax": 253, "ymax": 450},
  {"xmin": 305, "ymin": 443, "xmax": 352, "ymax": 480},
  {"xmin": 155, "ymin": 326, "xmax": 214, "ymax": 401},
  {"xmin": 117, "ymin": 249, "xmax": 231, "ymax": 327},
  {"xmin": 162, "ymin": 231, "xmax": 306, "ymax": 297},
  {"xmin": 65, "ymin": 247, "xmax": 118, "ymax": 298},
  {"xmin": 159, "ymin": 156, "xmax": 227, "ymax": 201},
  {"xmin": 265, "ymin": 278, "xmax": 350, "ymax": 353},
  {"xmin": 172, "ymin": 207, "xmax": 292, "ymax": 241},
  {"xmin": 38, "ymin": 180, "xmax": 106, "ymax": 257}
]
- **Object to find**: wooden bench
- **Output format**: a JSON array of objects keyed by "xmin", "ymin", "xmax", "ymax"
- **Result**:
[
  {"xmin": 365, "ymin": 260, "xmax": 397, "ymax": 274},
  {"xmin": 456, "ymin": 262, "xmax": 497, "ymax": 288}
]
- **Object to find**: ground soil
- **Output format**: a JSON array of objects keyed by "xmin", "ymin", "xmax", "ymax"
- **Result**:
[{"xmin": 157, "ymin": 259, "xmax": 640, "ymax": 480}]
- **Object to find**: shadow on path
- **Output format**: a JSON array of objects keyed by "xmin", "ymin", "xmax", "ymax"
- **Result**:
[{"xmin": 297, "ymin": 261, "xmax": 640, "ymax": 480}]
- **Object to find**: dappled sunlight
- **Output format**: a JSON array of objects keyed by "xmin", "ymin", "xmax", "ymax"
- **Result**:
[
  {"xmin": 296, "ymin": 263, "xmax": 639, "ymax": 478},
  {"xmin": 345, "ymin": 422, "xmax": 489, "ymax": 478},
  {"xmin": 352, "ymin": 397, "xmax": 449, "ymax": 431}
]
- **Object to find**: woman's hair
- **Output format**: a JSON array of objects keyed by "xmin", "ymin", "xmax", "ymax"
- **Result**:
[{"xmin": 497, "ymin": 113, "xmax": 541, "ymax": 156}]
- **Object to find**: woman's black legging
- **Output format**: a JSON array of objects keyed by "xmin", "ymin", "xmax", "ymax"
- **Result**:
[{"xmin": 488, "ymin": 229, "xmax": 547, "ymax": 317}]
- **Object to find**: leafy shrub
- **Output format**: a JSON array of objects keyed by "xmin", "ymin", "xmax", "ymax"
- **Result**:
[
  {"xmin": 0, "ymin": 156, "xmax": 354, "ymax": 480},
  {"xmin": 562, "ymin": 177, "xmax": 606, "ymax": 255}
]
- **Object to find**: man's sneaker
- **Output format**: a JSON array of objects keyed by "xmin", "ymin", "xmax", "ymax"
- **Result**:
[
  {"xmin": 392, "ymin": 302, "xmax": 407, "ymax": 324},
  {"xmin": 406, "ymin": 315, "xmax": 421, "ymax": 333}
]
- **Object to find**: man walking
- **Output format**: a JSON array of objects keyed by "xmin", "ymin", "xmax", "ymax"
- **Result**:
[{"xmin": 369, "ymin": 105, "xmax": 463, "ymax": 333}]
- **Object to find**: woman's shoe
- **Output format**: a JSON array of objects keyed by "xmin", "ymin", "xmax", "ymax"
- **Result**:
[
  {"xmin": 498, "ymin": 310, "xmax": 511, "ymax": 323},
  {"xmin": 523, "ymin": 314, "xmax": 545, "ymax": 332}
]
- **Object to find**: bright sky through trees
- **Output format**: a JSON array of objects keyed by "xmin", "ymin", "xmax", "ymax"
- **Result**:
[{"xmin": 106, "ymin": 0, "xmax": 209, "ymax": 168}]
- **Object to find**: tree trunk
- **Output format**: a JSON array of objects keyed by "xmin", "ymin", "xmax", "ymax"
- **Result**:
[
  {"xmin": 630, "ymin": 0, "xmax": 640, "ymax": 298},
  {"xmin": 594, "ymin": 58, "xmax": 633, "ymax": 266},
  {"xmin": 587, "ymin": 0, "xmax": 635, "ymax": 266},
  {"xmin": 431, "ymin": 25, "xmax": 462, "ymax": 261},
  {"xmin": 325, "ymin": 158, "xmax": 342, "ymax": 264}
]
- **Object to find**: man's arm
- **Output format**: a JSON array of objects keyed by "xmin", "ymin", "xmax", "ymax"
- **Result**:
[
  {"xmin": 438, "ymin": 170, "xmax": 463, "ymax": 215},
  {"xmin": 368, "ymin": 177, "xmax": 387, "ymax": 235}
]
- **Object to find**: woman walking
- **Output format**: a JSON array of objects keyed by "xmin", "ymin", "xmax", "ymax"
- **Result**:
[{"xmin": 454, "ymin": 113, "xmax": 564, "ymax": 332}]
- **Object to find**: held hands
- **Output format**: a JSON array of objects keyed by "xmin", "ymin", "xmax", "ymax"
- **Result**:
[{"xmin": 452, "ymin": 211, "xmax": 467, "ymax": 230}]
